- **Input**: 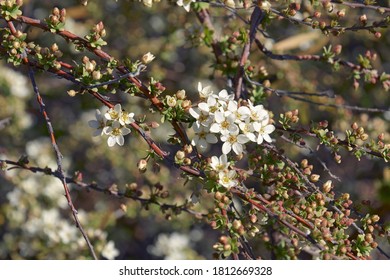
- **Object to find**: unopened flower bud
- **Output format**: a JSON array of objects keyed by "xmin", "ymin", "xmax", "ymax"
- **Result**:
[
  {"xmin": 67, "ymin": 89, "xmax": 77, "ymax": 97},
  {"xmin": 176, "ymin": 89, "xmax": 186, "ymax": 100},
  {"xmin": 175, "ymin": 150, "xmax": 185, "ymax": 161},
  {"xmin": 313, "ymin": 11, "xmax": 321, "ymax": 18},
  {"xmin": 322, "ymin": 180, "xmax": 332, "ymax": 193},
  {"xmin": 310, "ymin": 174, "xmax": 320, "ymax": 182},
  {"xmin": 142, "ymin": 52, "xmax": 155, "ymax": 64},
  {"xmin": 232, "ymin": 219, "xmax": 242, "ymax": 230},
  {"xmin": 224, "ymin": 0, "xmax": 235, "ymax": 8},
  {"xmin": 337, "ymin": 9, "xmax": 345, "ymax": 18},
  {"xmin": 52, "ymin": 7, "xmax": 60, "ymax": 16},
  {"xmin": 184, "ymin": 144, "xmax": 193, "ymax": 154},
  {"xmin": 360, "ymin": 133, "xmax": 369, "ymax": 141},
  {"xmin": 92, "ymin": 70, "xmax": 102, "ymax": 80},
  {"xmin": 181, "ymin": 100, "xmax": 192, "ymax": 110},
  {"xmin": 137, "ymin": 159, "xmax": 148, "ymax": 172},
  {"xmin": 360, "ymin": 14, "xmax": 367, "ymax": 24}
]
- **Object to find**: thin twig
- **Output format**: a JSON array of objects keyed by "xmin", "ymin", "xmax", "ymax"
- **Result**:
[
  {"xmin": 8, "ymin": 22, "xmax": 99, "ymax": 259},
  {"xmin": 245, "ymin": 74, "xmax": 389, "ymax": 113}
]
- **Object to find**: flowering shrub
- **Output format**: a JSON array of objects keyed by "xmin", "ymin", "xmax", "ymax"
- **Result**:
[{"xmin": 0, "ymin": 0, "xmax": 389, "ymax": 260}]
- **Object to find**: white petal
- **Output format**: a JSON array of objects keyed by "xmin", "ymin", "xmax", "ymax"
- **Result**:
[
  {"xmin": 209, "ymin": 123, "xmax": 220, "ymax": 133},
  {"xmin": 227, "ymin": 100, "xmax": 237, "ymax": 112},
  {"xmin": 252, "ymin": 122, "xmax": 262, "ymax": 132},
  {"xmin": 256, "ymin": 135, "xmax": 264, "ymax": 145},
  {"xmin": 214, "ymin": 111, "xmax": 224, "ymax": 123},
  {"xmin": 263, "ymin": 134, "xmax": 273, "ymax": 143},
  {"xmin": 121, "ymin": 127, "xmax": 131, "ymax": 135},
  {"xmin": 114, "ymin": 103, "xmax": 122, "ymax": 113},
  {"xmin": 264, "ymin": 124, "xmax": 275, "ymax": 134},
  {"xmin": 88, "ymin": 120, "xmax": 99, "ymax": 128},
  {"xmin": 92, "ymin": 129, "xmax": 102, "ymax": 137},
  {"xmin": 205, "ymin": 134, "xmax": 218, "ymax": 144},
  {"xmin": 189, "ymin": 108, "xmax": 200, "ymax": 119},
  {"xmin": 222, "ymin": 142, "xmax": 231, "ymax": 154},
  {"xmin": 198, "ymin": 102, "xmax": 209, "ymax": 113},
  {"xmin": 107, "ymin": 137, "xmax": 116, "ymax": 147},
  {"xmin": 198, "ymin": 139, "xmax": 208, "ymax": 149},
  {"xmin": 237, "ymin": 135, "xmax": 249, "ymax": 144},
  {"xmin": 116, "ymin": 135, "xmax": 124, "ymax": 146},
  {"xmin": 232, "ymin": 143, "xmax": 243, "ymax": 155}
]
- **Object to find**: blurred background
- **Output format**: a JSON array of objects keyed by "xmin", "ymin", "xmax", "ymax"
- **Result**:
[{"xmin": 0, "ymin": 0, "xmax": 389, "ymax": 259}]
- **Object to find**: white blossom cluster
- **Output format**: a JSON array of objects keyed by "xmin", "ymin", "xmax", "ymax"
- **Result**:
[
  {"xmin": 139, "ymin": 0, "xmax": 196, "ymax": 12},
  {"xmin": 210, "ymin": 154, "xmax": 238, "ymax": 189},
  {"xmin": 189, "ymin": 82, "xmax": 275, "ymax": 156},
  {"xmin": 88, "ymin": 104, "xmax": 135, "ymax": 147}
]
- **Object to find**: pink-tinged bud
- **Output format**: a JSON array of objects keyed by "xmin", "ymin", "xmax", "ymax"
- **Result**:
[
  {"xmin": 333, "ymin": 44, "xmax": 342, "ymax": 55},
  {"xmin": 374, "ymin": 32, "xmax": 381, "ymax": 39},
  {"xmin": 313, "ymin": 11, "xmax": 321, "ymax": 18},
  {"xmin": 336, "ymin": 9, "xmax": 345, "ymax": 18}
]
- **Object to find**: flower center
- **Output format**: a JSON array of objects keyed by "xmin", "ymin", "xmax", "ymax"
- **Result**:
[{"xmin": 112, "ymin": 127, "xmax": 121, "ymax": 136}]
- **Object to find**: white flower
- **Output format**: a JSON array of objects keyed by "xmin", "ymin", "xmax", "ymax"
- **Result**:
[
  {"xmin": 248, "ymin": 101, "xmax": 269, "ymax": 122},
  {"xmin": 198, "ymin": 95, "xmax": 220, "ymax": 115},
  {"xmin": 142, "ymin": 52, "xmax": 155, "ymax": 64},
  {"xmin": 214, "ymin": 89, "xmax": 234, "ymax": 107},
  {"xmin": 238, "ymin": 120, "xmax": 256, "ymax": 142},
  {"xmin": 198, "ymin": 82, "xmax": 213, "ymax": 100},
  {"xmin": 189, "ymin": 107, "xmax": 213, "ymax": 127},
  {"xmin": 176, "ymin": 0, "xmax": 196, "ymax": 12},
  {"xmin": 209, "ymin": 111, "xmax": 238, "ymax": 136},
  {"xmin": 148, "ymin": 232, "xmax": 190, "ymax": 259},
  {"xmin": 88, "ymin": 109, "xmax": 107, "ymax": 136},
  {"xmin": 102, "ymin": 240, "xmax": 120, "ymax": 260},
  {"xmin": 210, "ymin": 154, "xmax": 230, "ymax": 172},
  {"xmin": 218, "ymin": 170, "xmax": 238, "ymax": 188},
  {"xmin": 253, "ymin": 121, "xmax": 276, "ymax": 144},
  {"xmin": 119, "ymin": 112, "xmax": 135, "ymax": 126},
  {"xmin": 220, "ymin": 129, "xmax": 249, "ymax": 155},
  {"xmin": 105, "ymin": 121, "xmax": 131, "ymax": 147},
  {"xmin": 191, "ymin": 123, "xmax": 218, "ymax": 151},
  {"xmin": 105, "ymin": 104, "xmax": 122, "ymax": 121},
  {"xmin": 227, "ymin": 101, "xmax": 251, "ymax": 123}
]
